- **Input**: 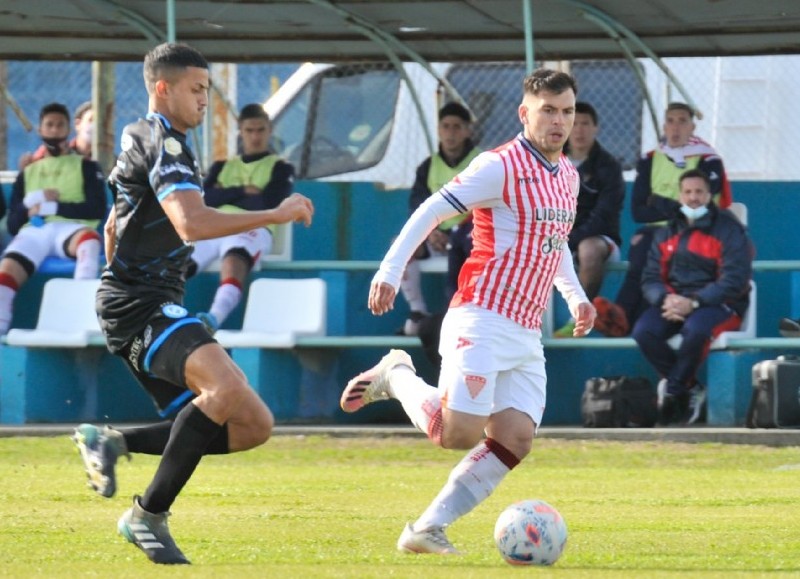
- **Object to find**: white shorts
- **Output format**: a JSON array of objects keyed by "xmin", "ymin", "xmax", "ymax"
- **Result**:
[
  {"xmin": 3, "ymin": 221, "xmax": 87, "ymax": 268},
  {"xmin": 437, "ymin": 303, "xmax": 547, "ymax": 427},
  {"xmin": 190, "ymin": 228, "xmax": 271, "ymax": 271}
]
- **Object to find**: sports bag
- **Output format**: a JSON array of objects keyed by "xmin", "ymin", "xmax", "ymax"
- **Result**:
[
  {"xmin": 581, "ymin": 376, "xmax": 657, "ymax": 428},
  {"xmin": 747, "ymin": 355, "xmax": 800, "ymax": 429}
]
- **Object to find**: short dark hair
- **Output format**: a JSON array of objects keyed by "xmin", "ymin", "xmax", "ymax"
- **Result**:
[
  {"xmin": 143, "ymin": 42, "xmax": 208, "ymax": 92},
  {"xmin": 238, "ymin": 103, "xmax": 270, "ymax": 123},
  {"xmin": 666, "ymin": 102, "xmax": 695, "ymax": 119},
  {"xmin": 523, "ymin": 69, "xmax": 577, "ymax": 98},
  {"xmin": 39, "ymin": 102, "xmax": 70, "ymax": 123},
  {"xmin": 74, "ymin": 101, "xmax": 92, "ymax": 122},
  {"xmin": 438, "ymin": 102, "xmax": 471, "ymax": 123},
  {"xmin": 680, "ymin": 168, "xmax": 711, "ymax": 189},
  {"xmin": 575, "ymin": 101, "xmax": 598, "ymax": 125}
]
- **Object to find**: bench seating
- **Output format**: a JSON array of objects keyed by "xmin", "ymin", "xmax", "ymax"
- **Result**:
[
  {"xmin": 4, "ymin": 279, "xmax": 102, "ymax": 348},
  {"xmin": 215, "ymin": 277, "xmax": 327, "ymax": 348},
  {"xmin": 3, "ymin": 257, "xmax": 800, "ymax": 425}
]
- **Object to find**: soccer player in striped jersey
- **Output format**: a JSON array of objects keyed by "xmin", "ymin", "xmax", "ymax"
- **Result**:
[{"xmin": 340, "ymin": 68, "xmax": 596, "ymax": 554}]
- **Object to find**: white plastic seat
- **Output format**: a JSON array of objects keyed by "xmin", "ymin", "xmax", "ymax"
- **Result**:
[
  {"xmin": 5, "ymin": 278, "xmax": 102, "ymax": 347},
  {"xmin": 263, "ymin": 223, "xmax": 293, "ymax": 262},
  {"xmin": 204, "ymin": 223, "xmax": 293, "ymax": 272},
  {"xmin": 728, "ymin": 202, "xmax": 748, "ymax": 226},
  {"xmin": 666, "ymin": 280, "xmax": 756, "ymax": 351},
  {"xmin": 215, "ymin": 278, "xmax": 327, "ymax": 348},
  {"xmin": 708, "ymin": 280, "xmax": 757, "ymax": 349}
]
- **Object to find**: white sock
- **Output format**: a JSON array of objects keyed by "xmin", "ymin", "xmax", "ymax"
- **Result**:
[
  {"xmin": 0, "ymin": 284, "xmax": 15, "ymax": 334},
  {"xmin": 74, "ymin": 239, "xmax": 101, "ymax": 279},
  {"xmin": 209, "ymin": 282, "xmax": 242, "ymax": 325},
  {"xmin": 414, "ymin": 440, "xmax": 512, "ymax": 530},
  {"xmin": 399, "ymin": 260, "xmax": 427, "ymax": 313},
  {"xmin": 388, "ymin": 366, "xmax": 441, "ymax": 436}
]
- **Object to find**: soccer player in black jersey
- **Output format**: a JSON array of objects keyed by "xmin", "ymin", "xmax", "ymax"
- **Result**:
[{"xmin": 72, "ymin": 42, "xmax": 314, "ymax": 565}]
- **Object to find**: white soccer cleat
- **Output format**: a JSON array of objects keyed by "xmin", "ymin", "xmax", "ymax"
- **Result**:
[
  {"xmin": 339, "ymin": 349, "xmax": 415, "ymax": 413},
  {"xmin": 397, "ymin": 522, "xmax": 461, "ymax": 555}
]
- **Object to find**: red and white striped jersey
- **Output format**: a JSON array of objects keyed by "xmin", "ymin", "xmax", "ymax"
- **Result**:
[{"xmin": 376, "ymin": 134, "xmax": 586, "ymax": 330}]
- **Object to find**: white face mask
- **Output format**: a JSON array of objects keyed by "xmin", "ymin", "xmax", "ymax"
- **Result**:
[{"xmin": 680, "ymin": 204, "xmax": 709, "ymax": 221}]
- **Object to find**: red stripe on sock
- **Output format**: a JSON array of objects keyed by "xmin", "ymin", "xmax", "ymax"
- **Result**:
[
  {"xmin": 74, "ymin": 230, "xmax": 101, "ymax": 245},
  {"xmin": 0, "ymin": 272, "xmax": 19, "ymax": 291},
  {"xmin": 427, "ymin": 407, "xmax": 444, "ymax": 446},
  {"xmin": 220, "ymin": 277, "xmax": 243, "ymax": 290},
  {"xmin": 485, "ymin": 437, "xmax": 520, "ymax": 470}
]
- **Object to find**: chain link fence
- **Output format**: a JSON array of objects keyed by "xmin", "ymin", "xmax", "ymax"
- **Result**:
[{"xmin": 1, "ymin": 56, "xmax": 799, "ymax": 184}]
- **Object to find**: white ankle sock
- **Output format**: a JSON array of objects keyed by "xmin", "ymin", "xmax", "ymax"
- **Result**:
[
  {"xmin": 388, "ymin": 366, "xmax": 441, "ymax": 435},
  {"xmin": 414, "ymin": 440, "xmax": 511, "ymax": 530},
  {"xmin": 74, "ymin": 239, "xmax": 101, "ymax": 279},
  {"xmin": 0, "ymin": 284, "xmax": 15, "ymax": 334},
  {"xmin": 209, "ymin": 282, "xmax": 242, "ymax": 325}
]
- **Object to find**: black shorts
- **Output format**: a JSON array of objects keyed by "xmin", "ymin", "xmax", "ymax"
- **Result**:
[{"xmin": 118, "ymin": 303, "xmax": 216, "ymax": 417}]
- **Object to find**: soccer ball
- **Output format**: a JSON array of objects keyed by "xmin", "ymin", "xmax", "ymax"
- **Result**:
[{"xmin": 493, "ymin": 499, "xmax": 568, "ymax": 566}]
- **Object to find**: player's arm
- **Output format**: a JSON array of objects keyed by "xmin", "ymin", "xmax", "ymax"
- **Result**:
[
  {"xmin": 201, "ymin": 160, "xmax": 243, "ymax": 208},
  {"xmin": 6, "ymin": 171, "xmax": 30, "ymax": 235},
  {"xmin": 103, "ymin": 205, "xmax": 116, "ymax": 264},
  {"xmin": 568, "ymin": 158, "xmax": 624, "ymax": 249},
  {"xmin": 631, "ymin": 154, "xmax": 679, "ymax": 223},
  {"xmin": 236, "ymin": 159, "xmax": 295, "ymax": 211},
  {"xmin": 51, "ymin": 160, "xmax": 108, "ymax": 220},
  {"xmin": 369, "ymin": 153, "xmax": 501, "ymax": 315},
  {"xmin": 160, "ymin": 187, "xmax": 313, "ymax": 242},
  {"xmin": 553, "ymin": 249, "xmax": 594, "ymax": 336}
]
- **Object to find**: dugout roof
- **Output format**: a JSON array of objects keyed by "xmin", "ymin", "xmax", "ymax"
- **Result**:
[{"xmin": 0, "ymin": 0, "xmax": 799, "ymax": 63}]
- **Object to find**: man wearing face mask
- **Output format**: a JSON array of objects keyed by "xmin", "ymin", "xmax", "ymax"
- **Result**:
[
  {"xmin": 631, "ymin": 169, "xmax": 752, "ymax": 426},
  {"xmin": 19, "ymin": 101, "xmax": 95, "ymax": 168},
  {"xmin": 594, "ymin": 102, "xmax": 733, "ymax": 337},
  {"xmin": 0, "ymin": 102, "xmax": 108, "ymax": 335}
]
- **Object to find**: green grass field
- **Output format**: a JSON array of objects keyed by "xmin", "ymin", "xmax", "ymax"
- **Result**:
[{"xmin": 0, "ymin": 433, "xmax": 799, "ymax": 578}]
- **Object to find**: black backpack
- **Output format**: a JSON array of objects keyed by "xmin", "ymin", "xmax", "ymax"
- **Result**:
[{"xmin": 581, "ymin": 376, "xmax": 658, "ymax": 428}]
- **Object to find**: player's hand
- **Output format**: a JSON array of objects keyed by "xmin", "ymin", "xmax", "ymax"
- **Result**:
[
  {"xmin": 274, "ymin": 193, "xmax": 314, "ymax": 226},
  {"xmin": 571, "ymin": 301, "xmax": 596, "ymax": 337},
  {"xmin": 244, "ymin": 185, "xmax": 261, "ymax": 195},
  {"xmin": 368, "ymin": 281, "xmax": 396, "ymax": 316}
]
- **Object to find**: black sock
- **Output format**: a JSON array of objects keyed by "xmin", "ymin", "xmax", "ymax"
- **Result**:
[
  {"xmin": 122, "ymin": 420, "xmax": 229, "ymax": 456},
  {"xmin": 122, "ymin": 421, "xmax": 173, "ymax": 455},
  {"xmin": 140, "ymin": 404, "xmax": 222, "ymax": 514}
]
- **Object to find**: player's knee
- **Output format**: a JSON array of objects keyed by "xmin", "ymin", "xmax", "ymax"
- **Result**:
[
  {"xmin": 509, "ymin": 436, "xmax": 533, "ymax": 459},
  {"xmin": 487, "ymin": 432, "xmax": 532, "ymax": 460},
  {"xmin": 201, "ymin": 371, "xmax": 251, "ymax": 416},
  {"xmin": 578, "ymin": 238, "xmax": 608, "ymax": 267},
  {"xmin": 249, "ymin": 405, "xmax": 274, "ymax": 447},
  {"xmin": 226, "ymin": 393, "xmax": 274, "ymax": 451},
  {"xmin": 440, "ymin": 425, "xmax": 484, "ymax": 450}
]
